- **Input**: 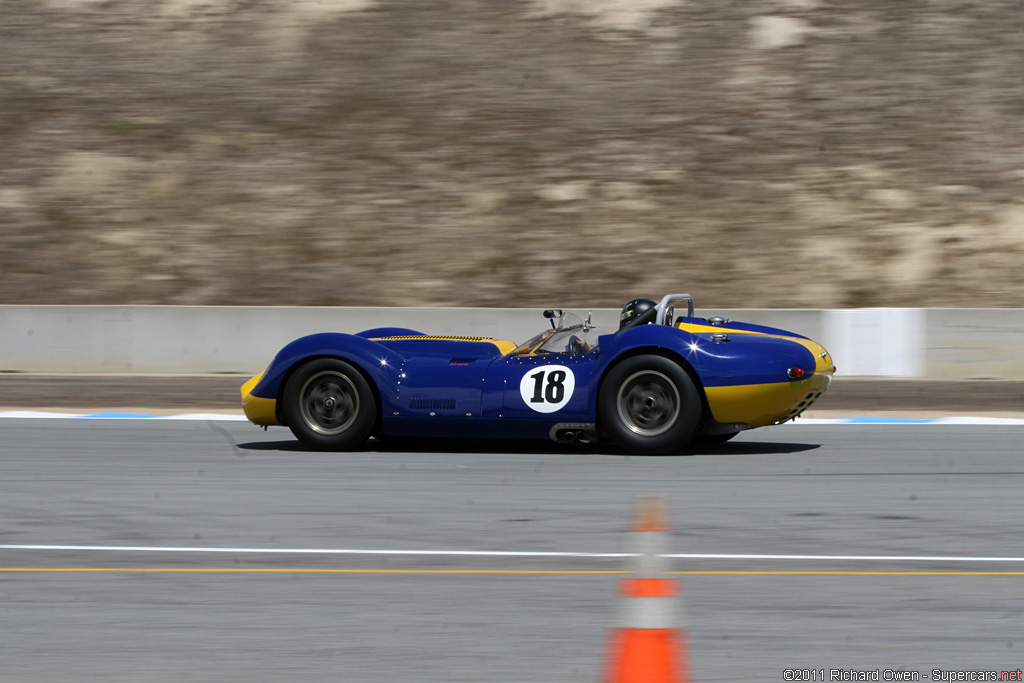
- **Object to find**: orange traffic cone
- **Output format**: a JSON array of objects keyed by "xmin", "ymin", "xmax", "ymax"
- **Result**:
[{"xmin": 602, "ymin": 496, "xmax": 692, "ymax": 683}]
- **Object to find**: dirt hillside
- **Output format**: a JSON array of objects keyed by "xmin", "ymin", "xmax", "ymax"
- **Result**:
[{"xmin": 2, "ymin": 0, "xmax": 1023, "ymax": 308}]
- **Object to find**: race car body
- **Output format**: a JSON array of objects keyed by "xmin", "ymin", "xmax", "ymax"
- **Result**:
[{"xmin": 241, "ymin": 294, "xmax": 834, "ymax": 454}]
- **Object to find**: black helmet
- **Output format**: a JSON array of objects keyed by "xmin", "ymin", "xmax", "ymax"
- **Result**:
[{"xmin": 618, "ymin": 298, "xmax": 657, "ymax": 330}]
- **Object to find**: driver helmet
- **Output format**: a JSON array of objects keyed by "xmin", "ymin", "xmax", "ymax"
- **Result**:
[{"xmin": 618, "ymin": 298, "xmax": 657, "ymax": 330}]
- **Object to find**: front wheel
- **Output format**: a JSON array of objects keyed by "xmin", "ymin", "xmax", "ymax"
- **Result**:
[
  {"xmin": 283, "ymin": 358, "xmax": 376, "ymax": 450},
  {"xmin": 598, "ymin": 355, "xmax": 701, "ymax": 455}
]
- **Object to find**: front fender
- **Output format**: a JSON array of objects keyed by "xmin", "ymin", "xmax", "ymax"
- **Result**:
[{"xmin": 249, "ymin": 333, "xmax": 404, "ymax": 405}]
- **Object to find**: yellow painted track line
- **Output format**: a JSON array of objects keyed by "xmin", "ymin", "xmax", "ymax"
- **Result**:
[
  {"xmin": 675, "ymin": 570, "xmax": 1024, "ymax": 576},
  {"xmin": 0, "ymin": 568, "xmax": 622, "ymax": 575},
  {"xmin": 4, "ymin": 568, "xmax": 1024, "ymax": 576}
]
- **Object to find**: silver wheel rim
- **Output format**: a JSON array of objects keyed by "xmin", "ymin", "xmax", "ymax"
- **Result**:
[
  {"xmin": 299, "ymin": 371, "xmax": 359, "ymax": 436},
  {"xmin": 616, "ymin": 370, "xmax": 681, "ymax": 437}
]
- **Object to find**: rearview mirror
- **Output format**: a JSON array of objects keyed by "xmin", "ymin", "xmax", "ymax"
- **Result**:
[{"xmin": 543, "ymin": 309, "xmax": 563, "ymax": 329}]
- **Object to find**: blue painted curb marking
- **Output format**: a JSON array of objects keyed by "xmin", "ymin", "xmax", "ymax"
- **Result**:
[{"xmin": 844, "ymin": 417, "xmax": 936, "ymax": 424}]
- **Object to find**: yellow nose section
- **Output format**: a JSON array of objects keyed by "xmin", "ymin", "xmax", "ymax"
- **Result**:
[{"xmin": 241, "ymin": 372, "xmax": 279, "ymax": 426}]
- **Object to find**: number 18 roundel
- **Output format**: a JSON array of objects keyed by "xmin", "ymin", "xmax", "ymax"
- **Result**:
[{"xmin": 518, "ymin": 365, "xmax": 576, "ymax": 414}]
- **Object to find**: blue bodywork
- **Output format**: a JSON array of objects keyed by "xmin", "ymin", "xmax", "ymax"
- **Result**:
[{"xmin": 245, "ymin": 315, "xmax": 820, "ymax": 442}]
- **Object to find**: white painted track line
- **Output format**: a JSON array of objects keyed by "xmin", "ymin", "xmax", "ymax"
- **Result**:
[
  {"xmin": 0, "ymin": 410, "xmax": 249, "ymax": 420},
  {"xmin": 4, "ymin": 544, "xmax": 1024, "ymax": 563},
  {"xmin": 0, "ymin": 544, "xmax": 625, "ymax": 558}
]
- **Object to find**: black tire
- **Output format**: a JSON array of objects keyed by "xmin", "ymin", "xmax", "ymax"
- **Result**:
[
  {"xmin": 283, "ymin": 358, "xmax": 376, "ymax": 451},
  {"xmin": 598, "ymin": 355, "xmax": 701, "ymax": 455}
]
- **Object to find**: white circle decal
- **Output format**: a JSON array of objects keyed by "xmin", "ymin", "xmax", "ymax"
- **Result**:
[{"xmin": 519, "ymin": 365, "xmax": 576, "ymax": 413}]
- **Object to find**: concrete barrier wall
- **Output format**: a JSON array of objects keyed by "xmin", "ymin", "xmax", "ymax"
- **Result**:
[
  {"xmin": 1, "ymin": 305, "xmax": 1022, "ymax": 379},
  {"xmin": 923, "ymin": 309, "xmax": 1024, "ymax": 380}
]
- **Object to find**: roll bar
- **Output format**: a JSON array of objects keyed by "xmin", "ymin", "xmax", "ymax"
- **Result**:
[{"xmin": 655, "ymin": 293, "xmax": 694, "ymax": 326}]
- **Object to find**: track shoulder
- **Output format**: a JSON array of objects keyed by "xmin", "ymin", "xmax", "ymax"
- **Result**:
[{"xmin": 1, "ymin": 375, "xmax": 1021, "ymax": 415}]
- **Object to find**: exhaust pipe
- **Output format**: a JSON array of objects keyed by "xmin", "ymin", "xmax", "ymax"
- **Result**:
[{"xmin": 549, "ymin": 422, "xmax": 597, "ymax": 446}]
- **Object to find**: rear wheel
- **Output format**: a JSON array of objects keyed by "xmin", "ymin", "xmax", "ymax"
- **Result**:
[
  {"xmin": 283, "ymin": 358, "xmax": 376, "ymax": 450},
  {"xmin": 598, "ymin": 355, "xmax": 701, "ymax": 455}
]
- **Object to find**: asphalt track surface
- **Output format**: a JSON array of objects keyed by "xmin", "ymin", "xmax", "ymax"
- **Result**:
[{"xmin": 3, "ymin": 418, "xmax": 1024, "ymax": 682}]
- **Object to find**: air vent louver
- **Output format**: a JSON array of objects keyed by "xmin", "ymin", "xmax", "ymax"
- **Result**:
[{"xmin": 410, "ymin": 398, "xmax": 457, "ymax": 411}]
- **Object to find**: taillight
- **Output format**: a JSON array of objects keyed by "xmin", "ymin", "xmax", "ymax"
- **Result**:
[{"xmin": 787, "ymin": 366, "xmax": 806, "ymax": 380}]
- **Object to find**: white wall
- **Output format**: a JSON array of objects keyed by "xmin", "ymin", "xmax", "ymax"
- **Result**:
[{"xmin": 1, "ymin": 305, "xmax": 1022, "ymax": 379}]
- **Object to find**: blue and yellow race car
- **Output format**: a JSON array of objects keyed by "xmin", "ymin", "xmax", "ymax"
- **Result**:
[{"xmin": 241, "ymin": 294, "xmax": 834, "ymax": 454}]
